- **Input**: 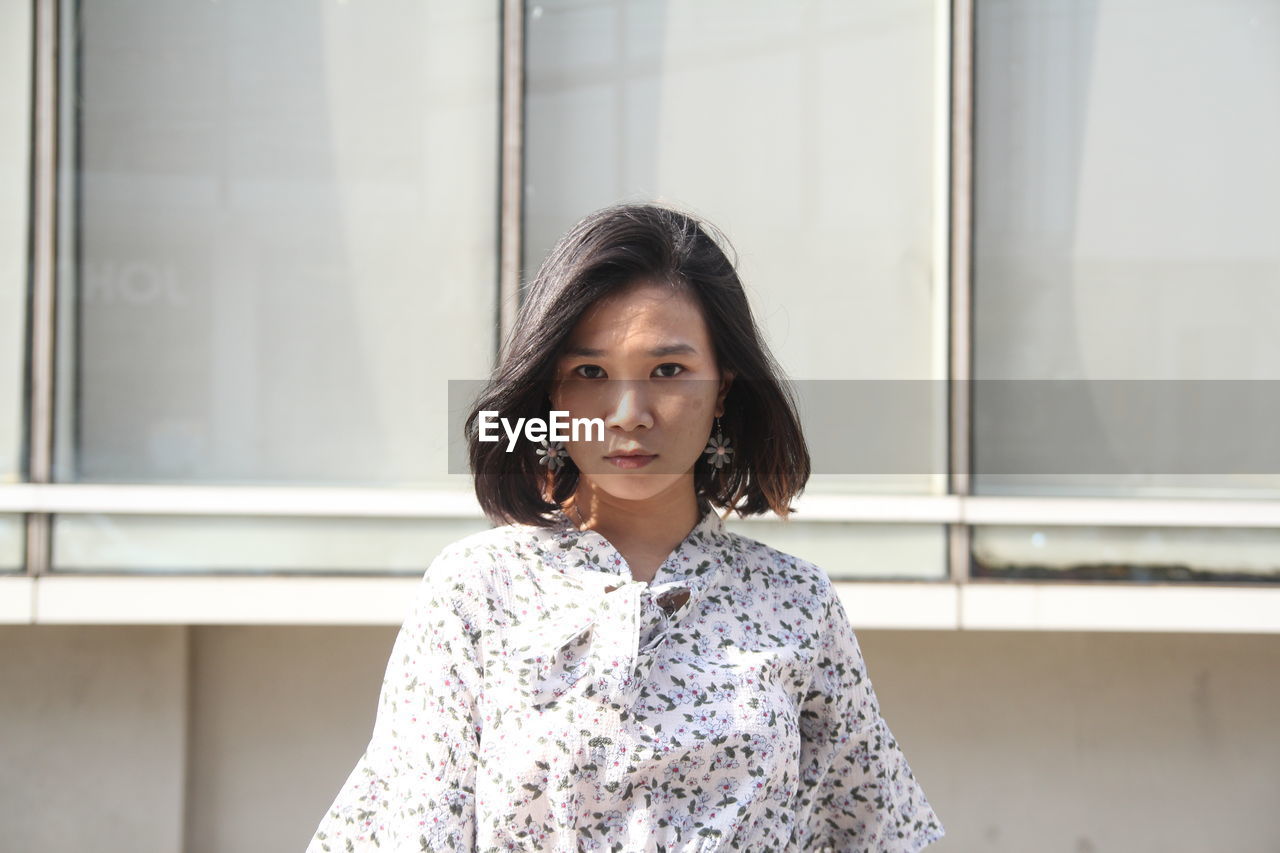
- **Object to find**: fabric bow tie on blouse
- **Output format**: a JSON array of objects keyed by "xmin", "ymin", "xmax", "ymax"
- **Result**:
[{"xmin": 511, "ymin": 509, "xmax": 729, "ymax": 712}]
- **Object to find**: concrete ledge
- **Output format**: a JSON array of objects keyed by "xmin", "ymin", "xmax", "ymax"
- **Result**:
[
  {"xmin": 32, "ymin": 576, "xmax": 421, "ymax": 625},
  {"xmin": 836, "ymin": 582, "xmax": 960, "ymax": 630},
  {"xmin": 962, "ymin": 582, "xmax": 1280, "ymax": 634},
  {"xmin": 0, "ymin": 577, "xmax": 33, "ymax": 623},
  {"xmin": 0, "ymin": 575, "xmax": 1275, "ymax": 632}
]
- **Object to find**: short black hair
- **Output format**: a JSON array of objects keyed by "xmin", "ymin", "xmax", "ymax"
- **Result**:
[{"xmin": 465, "ymin": 202, "xmax": 810, "ymax": 527}]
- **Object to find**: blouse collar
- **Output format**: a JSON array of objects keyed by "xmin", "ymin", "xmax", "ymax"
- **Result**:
[
  {"xmin": 511, "ymin": 506, "xmax": 735, "ymax": 709},
  {"xmin": 543, "ymin": 504, "xmax": 730, "ymax": 590},
  {"xmin": 519, "ymin": 502, "xmax": 737, "ymax": 696}
]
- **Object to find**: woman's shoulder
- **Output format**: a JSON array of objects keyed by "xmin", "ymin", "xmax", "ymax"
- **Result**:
[
  {"xmin": 424, "ymin": 518, "xmax": 573, "ymax": 585},
  {"xmin": 412, "ymin": 523, "xmax": 555, "ymax": 623},
  {"xmin": 719, "ymin": 524, "xmax": 838, "ymax": 600},
  {"xmin": 437, "ymin": 517, "xmax": 568, "ymax": 560}
]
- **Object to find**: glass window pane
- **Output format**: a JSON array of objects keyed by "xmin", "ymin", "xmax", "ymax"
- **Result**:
[
  {"xmin": 52, "ymin": 515, "xmax": 490, "ymax": 575},
  {"xmin": 0, "ymin": 515, "xmax": 22, "ymax": 572},
  {"xmin": 724, "ymin": 520, "xmax": 947, "ymax": 581},
  {"xmin": 53, "ymin": 1, "xmax": 500, "ymax": 488},
  {"xmin": 0, "ymin": 1, "xmax": 31, "ymax": 480},
  {"xmin": 973, "ymin": 1, "xmax": 1280, "ymax": 498},
  {"xmin": 972, "ymin": 525, "xmax": 1280, "ymax": 584},
  {"xmin": 524, "ymin": 0, "xmax": 947, "ymax": 498}
]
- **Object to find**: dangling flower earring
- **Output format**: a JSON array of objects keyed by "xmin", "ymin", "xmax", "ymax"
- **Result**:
[
  {"xmin": 536, "ymin": 438, "xmax": 567, "ymax": 471},
  {"xmin": 703, "ymin": 416, "xmax": 733, "ymax": 469}
]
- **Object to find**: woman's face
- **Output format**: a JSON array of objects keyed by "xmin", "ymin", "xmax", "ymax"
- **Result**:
[{"xmin": 549, "ymin": 280, "xmax": 733, "ymax": 506}]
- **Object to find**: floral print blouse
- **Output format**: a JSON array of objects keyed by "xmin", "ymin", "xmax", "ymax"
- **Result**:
[{"xmin": 307, "ymin": 507, "xmax": 945, "ymax": 852}]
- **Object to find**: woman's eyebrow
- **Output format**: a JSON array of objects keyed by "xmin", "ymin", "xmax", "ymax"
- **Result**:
[
  {"xmin": 649, "ymin": 343, "xmax": 698, "ymax": 357},
  {"xmin": 562, "ymin": 343, "xmax": 698, "ymax": 358}
]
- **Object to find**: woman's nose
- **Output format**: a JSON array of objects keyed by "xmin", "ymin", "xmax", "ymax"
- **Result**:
[{"xmin": 605, "ymin": 381, "xmax": 654, "ymax": 431}]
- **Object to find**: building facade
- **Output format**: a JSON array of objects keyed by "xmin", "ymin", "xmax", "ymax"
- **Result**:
[{"xmin": 1, "ymin": 1, "xmax": 1278, "ymax": 850}]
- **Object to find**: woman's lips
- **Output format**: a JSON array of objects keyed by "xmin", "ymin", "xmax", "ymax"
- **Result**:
[{"xmin": 605, "ymin": 454, "xmax": 657, "ymax": 469}]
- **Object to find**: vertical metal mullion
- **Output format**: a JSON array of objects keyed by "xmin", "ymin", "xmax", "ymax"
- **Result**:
[
  {"xmin": 497, "ymin": 0, "xmax": 525, "ymax": 364},
  {"xmin": 947, "ymin": 0, "xmax": 975, "ymax": 585},
  {"xmin": 25, "ymin": 0, "xmax": 60, "ymax": 578}
]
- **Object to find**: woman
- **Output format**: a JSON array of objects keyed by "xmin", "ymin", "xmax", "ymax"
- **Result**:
[{"xmin": 308, "ymin": 203, "xmax": 946, "ymax": 851}]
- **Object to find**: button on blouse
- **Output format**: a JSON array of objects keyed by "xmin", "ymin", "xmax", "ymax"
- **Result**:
[{"xmin": 307, "ymin": 507, "xmax": 946, "ymax": 852}]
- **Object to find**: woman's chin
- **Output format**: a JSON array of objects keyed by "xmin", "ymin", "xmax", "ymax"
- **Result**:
[{"xmin": 581, "ymin": 472, "xmax": 685, "ymax": 503}]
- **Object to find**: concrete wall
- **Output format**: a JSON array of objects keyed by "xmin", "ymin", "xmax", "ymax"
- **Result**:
[
  {"xmin": 184, "ymin": 626, "xmax": 394, "ymax": 853},
  {"xmin": 1, "ymin": 626, "xmax": 1277, "ymax": 852},
  {"xmin": 859, "ymin": 630, "xmax": 1280, "ymax": 852},
  {"xmin": 0, "ymin": 626, "xmax": 187, "ymax": 851}
]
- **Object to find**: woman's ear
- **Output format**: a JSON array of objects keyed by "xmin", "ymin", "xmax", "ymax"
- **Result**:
[{"xmin": 714, "ymin": 370, "xmax": 735, "ymax": 417}]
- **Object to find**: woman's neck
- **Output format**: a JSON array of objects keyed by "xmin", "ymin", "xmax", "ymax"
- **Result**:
[{"xmin": 565, "ymin": 480, "xmax": 702, "ymax": 582}]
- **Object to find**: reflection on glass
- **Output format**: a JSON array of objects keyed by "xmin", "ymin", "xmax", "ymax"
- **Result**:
[
  {"xmin": 54, "ymin": 1, "xmax": 500, "ymax": 487},
  {"xmin": 973, "ymin": 525, "xmax": 1280, "ymax": 584},
  {"xmin": 524, "ymin": 0, "xmax": 945, "ymax": 495},
  {"xmin": 973, "ymin": 1, "xmax": 1280, "ymax": 498},
  {"xmin": 0, "ymin": 2, "xmax": 31, "ymax": 482},
  {"xmin": 724, "ymin": 519, "xmax": 946, "ymax": 581},
  {"xmin": 53, "ymin": 515, "xmax": 491, "ymax": 575}
]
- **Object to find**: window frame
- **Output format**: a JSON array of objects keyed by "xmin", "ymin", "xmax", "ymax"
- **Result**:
[{"xmin": 3, "ymin": 0, "xmax": 1276, "ymax": 615}]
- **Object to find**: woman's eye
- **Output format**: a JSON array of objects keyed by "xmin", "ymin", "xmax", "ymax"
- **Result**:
[
  {"xmin": 574, "ymin": 364, "xmax": 606, "ymax": 379},
  {"xmin": 654, "ymin": 363, "xmax": 685, "ymax": 378}
]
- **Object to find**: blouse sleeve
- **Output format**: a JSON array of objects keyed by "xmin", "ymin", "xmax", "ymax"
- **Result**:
[
  {"xmin": 790, "ymin": 576, "xmax": 946, "ymax": 852},
  {"xmin": 307, "ymin": 547, "xmax": 485, "ymax": 852}
]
